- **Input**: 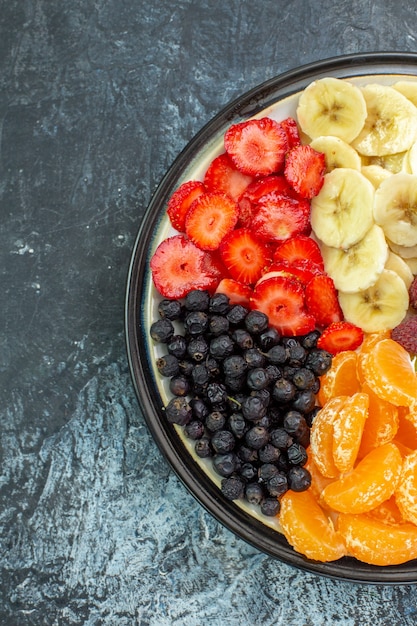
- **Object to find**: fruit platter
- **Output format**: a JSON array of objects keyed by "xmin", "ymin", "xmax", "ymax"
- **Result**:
[{"xmin": 125, "ymin": 53, "xmax": 417, "ymax": 583}]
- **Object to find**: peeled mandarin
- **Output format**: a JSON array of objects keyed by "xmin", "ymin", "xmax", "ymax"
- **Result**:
[
  {"xmin": 395, "ymin": 406, "xmax": 417, "ymax": 449},
  {"xmin": 395, "ymin": 449, "xmax": 417, "ymax": 525},
  {"xmin": 356, "ymin": 331, "xmax": 391, "ymax": 385},
  {"xmin": 321, "ymin": 443, "xmax": 403, "ymax": 514},
  {"xmin": 357, "ymin": 382, "xmax": 399, "ymax": 459},
  {"xmin": 368, "ymin": 495, "xmax": 404, "ymax": 526},
  {"xmin": 279, "ymin": 489, "xmax": 347, "ymax": 562},
  {"xmin": 318, "ymin": 350, "xmax": 360, "ymax": 405},
  {"xmin": 363, "ymin": 338, "xmax": 417, "ymax": 407},
  {"xmin": 310, "ymin": 396, "xmax": 346, "ymax": 478},
  {"xmin": 338, "ymin": 513, "xmax": 417, "ymax": 566},
  {"xmin": 305, "ymin": 450, "xmax": 337, "ymax": 503},
  {"xmin": 332, "ymin": 392, "xmax": 369, "ymax": 473}
]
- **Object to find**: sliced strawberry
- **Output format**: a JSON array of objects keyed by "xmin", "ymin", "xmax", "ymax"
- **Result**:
[
  {"xmin": 267, "ymin": 259, "xmax": 323, "ymax": 285},
  {"xmin": 238, "ymin": 175, "xmax": 294, "ymax": 227},
  {"xmin": 251, "ymin": 192, "xmax": 311, "ymax": 243},
  {"xmin": 305, "ymin": 275, "xmax": 343, "ymax": 328},
  {"xmin": 204, "ymin": 153, "xmax": 253, "ymax": 202},
  {"xmin": 167, "ymin": 180, "xmax": 206, "ymax": 232},
  {"xmin": 273, "ymin": 234, "xmax": 324, "ymax": 269},
  {"xmin": 224, "ymin": 117, "xmax": 288, "ymax": 177},
  {"xmin": 284, "ymin": 144, "xmax": 326, "ymax": 199},
  {"xmin": 150, "ymin": 235, "xmax": 221, "ymax": 298},
  {"xmin": 219, "ymin": 227, "xmax": 272, "ymax": 285},
  {"xmin": 251, "ymin": 276, "xmax": 316, "ymax": 336},
  {"xmin": 317, "ymin": 321, "xmax": 364, "ymax": 355},
  {"xmin": 185, "ymin": 192, "xmax": 239, "ymax": 251},
  {"xmin": 280, "ymin": 117, "xmax": 301, "ymax": 150},
  {"xmin": 215, "ymin": 278, "xmax": 252, "ymax": 306}
]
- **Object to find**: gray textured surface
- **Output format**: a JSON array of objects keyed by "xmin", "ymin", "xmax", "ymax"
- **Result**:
[{"xmin": 2, "ymin": 1, "xmax": 417, "ymax": 624}]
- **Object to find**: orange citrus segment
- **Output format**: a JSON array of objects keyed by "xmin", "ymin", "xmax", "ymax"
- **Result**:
[
  {"xmin": 305, "ymin": 450, "xmax": 337, "ymax": 503},
  {"xmin": 332, "ymin": 392, "xmax": 369, "ymax": 473},
  {"xmin": 338, "ymin": 513, "xmax": 417, "ymax": 566},
  {"xmin": 363, "ymin": 338, "xmax": 417, "ymax": 407},
  {"xmin": 279, "ymin": 489, "xmax": 347, "ymax": 562},
  {"xmin": 395, "ymin": 449, "xmax": 417, "ymax": 525},
  {"xmin": 318, "ymin": 350, "xmax": 360, "ymax": 405},
  {"xmin": 395, "ymin": 406, "xmax": 417, "ymax": 449},
  {"xmin": 309, "ymin": 396, "xmax": 346, "ymax": 478},
  {"xmin": 321, "ymin": 443, "xmax": 403, "ymax": 514},
  {"xmin": 356, "ymin": 331, "xmax": 390, "ymax": 385},
  {"xmin": 357, "ymin": 383, "xmax": 399, "ymax": 459},
  {"xmin": 367, "ymin": 495, "xmax": 404, "ymax": 526}
]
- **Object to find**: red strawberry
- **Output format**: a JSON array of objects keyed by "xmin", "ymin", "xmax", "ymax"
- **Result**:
[
  {"xmin": 167, "ymin": 180, "xmax": 206, "ymax": 232},
  {"xmin": 224, "ymin": 117, "xmax": 288, "ymax": 177},
  {"xmin": 238, "ymin": 175, "xmax": 295, "ymax": 227},
  {"xmin": 284, "ymin": 144, "xmax": 326, "ymax": 199},
  {"xmin": 267, "ymin": 259, "xmax": 323, "ymax": 285},
  {"xmin": 219, "ymin": 227, "xmax": 271, "ymax": 285},
  {"xmin": 317, "ymin": 321, "xmax": 364, "ymax": 355},
  {"xmin": 215, "ymin": 278, "xmax": 252, "ymax": 306},
  {"xmin": 251, "ymin": 192, "xmax": 311, "ymax": 243},
  {"xmin": 251, "ymin": 276, "xmax": 316, "ymax": 336},
  {"xmin": 204, "ymin": 153, "xmax": 253, "ymax": 202},
  {"xmin": 280, "ymin": 117, "xmax": 301, "ymax": 149},
  {"xmin": 305, "ymin": 275, "xmax": 343, "ymax": 327},
  {"xmin": 185, "ymin": 192, "xmax": 239, "ymax": 251},
  {"xmin": 273, "ymin": 234, "xmax": 324, "ymax": 269},
  {"xmin": 150, "ymin": 235, "xmax": 221, "ymax": 298}
]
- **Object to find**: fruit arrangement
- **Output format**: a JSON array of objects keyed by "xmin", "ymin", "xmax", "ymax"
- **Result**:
[{"xmin": 148, "ymin": 75, "xmax": 417, "ymax": 566}]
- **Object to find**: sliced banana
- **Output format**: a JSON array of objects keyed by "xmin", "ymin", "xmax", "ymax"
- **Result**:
[
  {"xmin": 338, "ymin": 269, "xmax": 409, "ymax": 333},
  {"xmin": 296, "ymin": 77, "xmax": 367, "ymax": 143},
  {"xmin": 404, "ymin": 257, "xmax": 417, "ymax": 275},
  {"xmin": 351, "ymin": 84, "xmax": 417, "ymax": 156},
  {"xmin": 385, "ymin": 250, "xmax": 414, "ymax": 289},
  {"xmin": 310, "ymin": 167, "xmax": 375, "ymax": 249},
  {"xmin": 387, "ymin": 239, "xmax": 417, "ymax": 259},
  {"xmin": 310, "ymin": 136, "xmax": 361, "ymax": 172},
  {"xmin": 374, "ymin": 173, "xmax": 417, "ymax": 247},
  {"xmin": 320, "ymin": 224, "xmax": 388, "ymax": 293},
  {"xmin": 406, "ymin": 141, "xmax": 417, "ymax": 175},
  {"xmin": 392, "ymin": 80, "xmax": 417, "ymax": 108},
  {"xmin": 361, "ymin": 151, "xmax": 407, "ymax": 174},
  {"xmin": 361, "ymin": 164, "xmax": 392, "ymax": 189}
]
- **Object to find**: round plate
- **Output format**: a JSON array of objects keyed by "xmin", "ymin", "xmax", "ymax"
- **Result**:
[{"xmin": 125, "ymin": 52, "xmax": 417, "ymax": 583}]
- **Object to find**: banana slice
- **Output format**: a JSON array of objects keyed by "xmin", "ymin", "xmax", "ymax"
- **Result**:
[
  {"xmin": 385, "ymin": 250, "xmax": 414, "ymax": 289},
  {"xmin": 338, "ymin": 269, "xmax": 409, "ymax": 333},
  {"xmin": 296, "ymin": 77, "xmax": 367, "ymax": 143},
  {"xmin": 406, "ymin": 141, "xmax": 417, "ymax": 174},
  {"xmin": 351, "ymin": 84, "xmax": 417, "ymax": 156},
  {"xmin": 320, "ymin": 224, "xmax": 388, "ymax": 293},
  {"xmin": 309, "ymin": 136, "xmax": 361, "ymax": 172},
  {"xmin": 310, "ymin": 167, "xmax": 375, "ymax": 249},
  {"xmin": 374, "ymin": 173, "xmax": 417, "ymax": 247},
  {"xmin": 387, "ymin": 239, "xmax": 417, "ymax": 259},
  {"xmin": 393, "ymin": 80, "xmax": 417, "ymax": 108},
  {"xmin": 361, "ymin": 152, "xmax": 407, "ymax": 174},
  {"xmin": 404, "ymin": 257, "xmax": 417, "ymax": 275},
  {"xmin": 361, "ymin": 164, "xmax": 392, "ymax": 189}
]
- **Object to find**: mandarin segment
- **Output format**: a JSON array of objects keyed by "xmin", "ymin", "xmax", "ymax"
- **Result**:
[
  {"xmin": 279, "ymin": 489, "xmax": 347, "ymax": 562},
  {"xmin": 357, "ymin": 382, "xmax": 399, "ymax": 459},
  {"xmin": 395, "ymin": 449, "xmax": 417, "ymax": 526},
  {"xmin": 332, "ymin": 392, "xmax": 369, "ymax": 473},
  {"xmin": 310, "ymin": 396, "xmax": 346, "ymax": 478},
  {"xmin": 395, "ymin": 407, "xmax": 417, "ymax": 449},
  {"xmin": 321, "ymin": 443, "xmax": 403, "ymax": 514},
  {"xmin": 338, "ymin": 513, "xmax": 417, "ymax": 566},
  {"xmin": 368, "ymin": 495, "xmax": 404, "ymax": 526},
  {"xmin": 317, "ymin": 350, "xmax": 361, "ymax": 405},
  {"xmin": 363, "ymin": 338, "xmax": 417, "ymax": 407}
]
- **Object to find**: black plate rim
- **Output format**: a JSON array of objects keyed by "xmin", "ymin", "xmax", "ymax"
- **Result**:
[{"xmin": 125, "ymin": 51, "xmax": 417, "ymax": 584}]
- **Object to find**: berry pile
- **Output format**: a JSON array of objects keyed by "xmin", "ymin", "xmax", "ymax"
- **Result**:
[{"xmin": 150, "ymin": 289, "xmax": 333, "ymax": 516}]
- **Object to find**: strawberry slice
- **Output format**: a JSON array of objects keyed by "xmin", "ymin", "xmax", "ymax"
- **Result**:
[
  {"xmin": 251, "ymin": 192, "xmax": 311, "ymax": 243},
  {"xmin": 167, "ymin": 180, "xmax": 206, "ymax": 232},
  {"xmin": 273, "ymin": 234, "xmax": 324, "ymax": 269},
  {"xmin": 251, "ymin": 276, "xmax": 316, "ymax": 336},
  {"xmin": 204, "ymin": 153, "xmax": 253, "ymax": 202},
  {"xmin": 317, "ymin": 321, "xmax": 364, "ymax": 355},
  {"xmin": 267, "ymin": 259, "xmax": 323, "ymax": 285},
  {"xmin": 238, "ymin": 175, "xmax": 295, "ymax": 227},
  {"xmin": 185, "ymin": 192, "xmax": 239, "ymax": 251},
  {"xmin": 215, "ymin": 278, "xmax": 252, "ymax": 306},
  {"xmin": 150, "ymin": 235, "xmax": 221, "ymax": 298},
  {"xmin": 284, "ymin": 144, "xmax": 326, "ymax": 199},
  {"xmin": 305, "ymin": 275, "xmax": 343, "ymax": 328},
  {"xmin": 224, "ymin": 117, "xmax": 288, "ymax": 177},
  {"xmin": 219, "ymin": 227, "xmax": 272, "ymax": 285},
  {"xmin": 280, "ymin": 117, "xmax": 301, "ymax": 150}
]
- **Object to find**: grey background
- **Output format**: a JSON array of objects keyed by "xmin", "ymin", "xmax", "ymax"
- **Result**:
[{"xmin": 1, "ymin": 1, "xmax": 417, "ymax": 624}]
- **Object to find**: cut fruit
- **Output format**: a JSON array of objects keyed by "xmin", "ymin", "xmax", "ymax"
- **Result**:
[
  {"xmin": 310, "ymin": 396, "xmax": 347, "ymax": 478},
  {"xmin": 284, "ymin": 144, "xmax": 326, "ymax": 199},
  {"xmin": 185, "ymin": 192, "xmax": 239, "ymax": 251},
  {"xmin": 321, "ymin": 443, "xmax": 403, "ymax": 514},
  {"xmin": 332, "ymin": 392, "xmax": 369, "ymax": 473},
  {"xmin": 167, "ymin": 180, "xmax": 206, "ymax": 232},
  {"xmin": 316, "ymin": 321, "xmax": 364, "ymax": 355},
  {"xmin": 251, "ymin": 192, "xmax": 311, "ymax": 243},
  {"xmin": 317, "ymin": 350, "xmax": 361, "ymax": 406},
  {"xmin": 219, "ymin": 227, "xmax": 271, "ymax": 285},
  {"xmin": 214, "ymin": 278, "xmax": 252, "ymax": 307},
  {"xmin": 357, "ymin": 382, "xmax": 399, "ymax": 459},
  {"xmin": 368, "ymin": 495, "xmax": 404, "ymax": 526},
  {"xmin": 338, "ymin": 513, "xmax": 417, "ymax": 566},
  {"xmin": 279, "ymin": 489, "xmax": 347, "ymax": 562},
  {"xmin": 395, "ymin": 449, "xmax": 417, "ymax": 525},
  {"xmin": 203, "ymin": 153, "xmax": 253, "ymax": 202}
]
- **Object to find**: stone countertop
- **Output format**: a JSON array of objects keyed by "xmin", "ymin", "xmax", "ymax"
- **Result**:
[{"xmin": 2, "ymin": 1, "xmax": 417, "ymax": 624}]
